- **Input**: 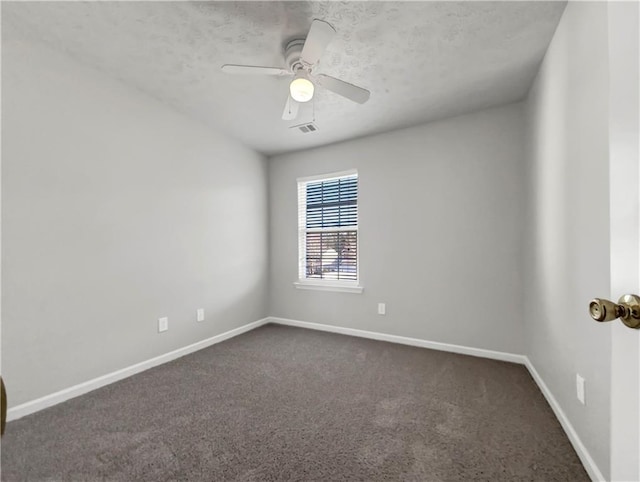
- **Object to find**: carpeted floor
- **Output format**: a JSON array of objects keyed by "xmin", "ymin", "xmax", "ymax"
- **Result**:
[{"xmin": 1, "ymin": 324, "xmax": 588, "ymax": 481}]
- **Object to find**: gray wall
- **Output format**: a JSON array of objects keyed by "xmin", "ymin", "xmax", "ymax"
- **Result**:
[
  {"xmin": 269, "ymin": 103, "xmax": 526, "ymax": 354},
  {"xmin": 2, "ymin": 35, "xmax": 269, "ymax": 405},
  {"xmin": 523, "ymin": 2, "xmax": 611, "ymax": 477}
]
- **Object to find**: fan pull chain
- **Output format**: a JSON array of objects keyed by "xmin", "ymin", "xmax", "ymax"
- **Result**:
[{"xmin": 312, "ymin": 96, "xmax": 316, "ymax": 123}]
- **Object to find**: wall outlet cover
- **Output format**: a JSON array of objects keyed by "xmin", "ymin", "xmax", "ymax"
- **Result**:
[
  {"xmin": 197, "ymin": 309, "xmax": 205, "ymax": 322},
  {"xmin": 576, "ymin": 374, "xmax": 585, "ymax": 405},
  {"xmin": 378, "ymin": 303, "xmax": 386, "ymax": 315},
  {"xmin": 158, "ymin": 317, "xmax": 169, "ymax": 333}
]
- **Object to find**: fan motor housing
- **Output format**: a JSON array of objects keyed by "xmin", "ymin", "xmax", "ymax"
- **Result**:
[{"xmin": 284, "ymin": 39, "xmax": 306, "ymax": 73}]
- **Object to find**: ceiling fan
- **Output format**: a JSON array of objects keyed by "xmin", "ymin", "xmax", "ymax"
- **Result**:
[{"xmin": 221, "ymin": 19, "xmax": 370, "ymax": 121}]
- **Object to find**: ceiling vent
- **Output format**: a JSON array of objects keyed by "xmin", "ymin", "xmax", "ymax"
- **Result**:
[{"xmin": 291, "ymin": 122, "xmax": 318, "ymax": 134}]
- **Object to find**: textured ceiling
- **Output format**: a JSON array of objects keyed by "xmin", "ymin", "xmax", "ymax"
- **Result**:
[{"xmin": 2, "ymin": 1, "xmax": 566, "ymax": 156}]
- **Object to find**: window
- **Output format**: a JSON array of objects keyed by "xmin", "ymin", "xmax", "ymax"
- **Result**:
[{"xmin": 295, "ymin": 170, "xmax": 362, "ymax": 293}]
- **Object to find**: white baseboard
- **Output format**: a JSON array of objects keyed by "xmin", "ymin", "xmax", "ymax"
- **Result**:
[
  {"xmin": 524, "ymin": 358, "xmax": 605, "ymax": 482},
  {"xmin": 267, "ymin": 316, "xmax": 527, "ymax": 364},
  {"xmin": 7, "ymin": 317, "xmax": 270, "ymax": 422},
  {"xmin": 267, "ymin": 316, "xmax": 604, "ymax": 482}
]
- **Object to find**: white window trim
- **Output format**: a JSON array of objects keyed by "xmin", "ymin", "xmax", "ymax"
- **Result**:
[
  {"xmin": 293, "ymin": 280, "xmax": 364, "ymax": 294},
  {"xmin": 297, "ymin": 169, "xmax": 358, "ymax": 184},
  {"xmin": 295, "ymin": 169, "xmax": 362, "ymax": 294}
]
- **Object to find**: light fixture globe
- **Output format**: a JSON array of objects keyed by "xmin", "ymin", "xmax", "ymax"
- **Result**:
[{"xmin": 290, "ymin": 75, "xmax": 314, "ymax": 103}]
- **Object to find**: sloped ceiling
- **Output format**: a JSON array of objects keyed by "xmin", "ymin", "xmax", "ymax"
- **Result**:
[{"xmin": 2, "ymin": 1, "xmax": 566, "ymax": 156}]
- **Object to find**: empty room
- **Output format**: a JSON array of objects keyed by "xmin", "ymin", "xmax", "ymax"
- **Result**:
[{"xmin": 1, "ymin": 1, "xmax": 639, "ymax": 481}]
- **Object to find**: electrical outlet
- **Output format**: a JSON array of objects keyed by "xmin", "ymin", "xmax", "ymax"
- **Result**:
[
  {"xmin": 196, "ymin": 308, "xmax": 205, "ymax": 322},
  {"xmin": 158, "ymin": 317, "xmax": 168, "ymax": 333},
  {"xmin": 576, "ymin": 374, "xmax": 585, "ymax": 405},
  {"xmin": 378, "ymin": 303, "xmax": 386, "ymax": 315}
]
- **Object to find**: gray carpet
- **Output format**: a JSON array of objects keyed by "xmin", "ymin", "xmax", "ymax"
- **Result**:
[{"xmin": 2, "ymin": 324, "xmax": 588, "ymax": 481}]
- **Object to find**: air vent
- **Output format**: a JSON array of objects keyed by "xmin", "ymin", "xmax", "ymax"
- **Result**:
[{"xmin": 291, "ymin": 122, "xmax": 318, "ymax": 134}]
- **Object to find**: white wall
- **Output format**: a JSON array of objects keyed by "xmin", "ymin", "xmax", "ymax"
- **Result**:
[
  {"xmin": 524, "ymin": 2, "xmax": 611, "ymax": 478},
  {"xmin": 269, "ymin": 103, "xmax": 526, "ymax": 355},
  {"xmin": 1, "ymin": 34, "xmax": 269, "ymax": 406}
]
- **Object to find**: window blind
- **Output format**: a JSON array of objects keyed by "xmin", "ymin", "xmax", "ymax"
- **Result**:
[{"xmin": 298, "ymin": 172, "xmax": 358, "ymax": 282}]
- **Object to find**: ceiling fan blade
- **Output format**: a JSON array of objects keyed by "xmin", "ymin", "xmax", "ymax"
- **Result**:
[
  {"xmin": 315, "ymin": 74, "xmax": 370, "ymax": 104},
  {"xmin": 300, "ymin": 20, "xmax": 336, "ymax": 66},
  {"xmin": 221, "ymin": 64, "xmax": 290, "ymax": 76},
  {"xmin": 282, "ymin": 95, "xmax": 299, "ymax": 120}
]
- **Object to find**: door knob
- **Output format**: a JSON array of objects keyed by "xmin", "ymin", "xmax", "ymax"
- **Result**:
[{"xmin": 589, "ymin": 294, "xmax": 640, "ymax": 329}]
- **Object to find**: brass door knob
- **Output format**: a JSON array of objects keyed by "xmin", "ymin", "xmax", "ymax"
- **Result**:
[{"xmin": 589, "ymin": 294, "xmax": 640, "ymax": 329}]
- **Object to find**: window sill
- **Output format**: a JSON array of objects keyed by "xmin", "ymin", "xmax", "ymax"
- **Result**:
[{"xmin": 293, "ymin": 281, "xmax": 364, "ymax": 294}]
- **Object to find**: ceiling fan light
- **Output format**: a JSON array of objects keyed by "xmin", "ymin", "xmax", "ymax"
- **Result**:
[{"xmin": 290, "ymin": 77, "xmax": 314, "ymax": 103}]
